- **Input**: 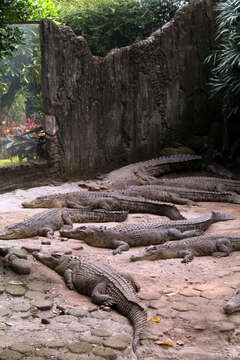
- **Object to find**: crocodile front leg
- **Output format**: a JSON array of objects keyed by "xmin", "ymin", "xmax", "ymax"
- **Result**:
[
  {"xmin": 91, "ymin": 281, "xmax": 116, "ymax": 307},
  {"xmin": 38, "ymin": 227, "xmax": 54, "ymax": 238},
  {"xmin": 180, "ymin": 250, "xmax": 194, "ymax": 263},
  {"xmin": 62, "ymin": 210, "xmax": 73, "ymax": 228},
  {"xmin": 64, "ymin": 268, "xmax": 74, "ymax": 289},
  {"xmin": 213, "ymin": 239, "xmax": 232, "ymax": 257},
  {"xmin": 112, "ymin": 240, "xmax": 130, "ymax": 255}
]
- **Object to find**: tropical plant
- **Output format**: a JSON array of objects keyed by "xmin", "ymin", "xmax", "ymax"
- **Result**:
[
  {"xmin": 206, "ymin": 0, "xmax": 240, "ymax": 158},
  {"xmin": 58, "ymin": 0, "xmax": 189, "ymax": 56}
]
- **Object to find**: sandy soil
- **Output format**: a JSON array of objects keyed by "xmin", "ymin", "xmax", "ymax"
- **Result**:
[{"xmin": 0, "ymin": 181, "xmax": 240, "ymax": 360}]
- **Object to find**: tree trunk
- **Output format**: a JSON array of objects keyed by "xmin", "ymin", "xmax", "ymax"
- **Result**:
[{"xmin": 0, "ymin": 76, "xmax": 23, "ymax": 126}]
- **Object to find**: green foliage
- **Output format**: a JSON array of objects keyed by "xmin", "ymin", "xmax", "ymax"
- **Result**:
[
  {"xmin": 0, "ymin": 0, "xmax": 60, "ymax": 60},
  {"xmin": 58, "ymin": 0, "xmax": 189, "ymax": 56},
  {"xmin": 206, "ymin": 0, "xmax": 240, "ymax": 118}
]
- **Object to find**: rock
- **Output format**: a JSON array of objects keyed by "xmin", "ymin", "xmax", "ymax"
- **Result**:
[
  {"xmin": 93, "ymin": 347, "xmax": 118, "ymax": 360},
  {"xmin": 8, "ymin": 247, "xmax": 28, "ymax": 259},
  {"xmin": 66, "ymin": 307, "xmax": 88, "ymax": 318},
  {"xmin": 79, "ymin": 336, "xmax": 103, "ymax": 345},
  {"xmin": 8, "ymin": 258, "xmax": 31, "ymax": 275},
  {"xmin": 34, "ymin": 300, "xmax": 53, "ymax": 311},
  {"xmin": 177, "ymin": 347, "xmax": 223, "ymax": 360},
  {"xmin": 217, "ymin": 321, "xmax": 235, "ymax": 332},
  {"xmin": 41, "ymin": 318, "xmax": 50, "ymax": 324},
  {"xmin": 41, "ymin": 239, "xmax": 51, "ymax": 245},
  {"xmin": 68, "ymin": 341, "xmax": 93, "ymax": 354},
  {"xmin": 103, "ymin": 337, "xmax": 129, "ymax": 350},
  {"xmin": 91, "ymin": 328, "xmax": 111, "ymax": 337},
  {"xmin": 5, "ymin": 282, "xmax": 27, "ymax": 297},
  {"xmin": 9, "ymin": 343, "xmax": 34, "ymax": 354},
  {"xmin": 0, "ymin": 349, "xmax": 22, "ymax": 360}
]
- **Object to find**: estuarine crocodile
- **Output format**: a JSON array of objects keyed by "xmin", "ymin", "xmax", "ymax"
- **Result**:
[
  {"xmin": 223, "ymin": 289, "xmax": 240, "ymax": 314},
  {"xmin": 33, "ymin": 252, "xmax": 147, "ymax": 353},
  {"xmin": 0, "ymin": 209, "xmax": 128, "ymax": 240},
  {"xmin": 95, "ymin": 154, "xmax": 202, "ymax": 189},
  {"xmin": 130, "ymin": 235, "xmax": 240, "ymax": 263},
  {"xmin": 149, "ymin": 176, "xmax": 240, "ymax": 194},
  {"xmin": 60, "ymin": 211, "xmax": 235, "ymax": 254},
  {"xmin": 120, "ymin": 185, "xmax": 240, "ymax": 205},
  {"xmin": 22, "ymin": 191, "xmax": 185, "ymax": 220}
]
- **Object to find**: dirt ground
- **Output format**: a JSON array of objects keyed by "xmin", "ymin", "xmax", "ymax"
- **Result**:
[{"xmin": 0, "ymin": 181, "xmax": 240, "ymax": 360}]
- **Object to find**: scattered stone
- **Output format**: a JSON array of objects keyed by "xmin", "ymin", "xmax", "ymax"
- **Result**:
[
  {"xmin": 192, "ymin": 321, "xmax": 207, "ymax": 331},
  {"xmin": 93, "ymin": 347, "xmax": 118, "ymax": 360},
  {"xmin": 91, "ymin": 328, "xmax": 111, "ymax": 337},
  {"xmin": 103, "ymin": 337, "xmax": 129, "ymax": 350},
  {"xmin": 23, "ymin": 245, "xmax": 41, "ymax": 253},
  {"xmin": 46, "ymin": 340, "xmax": 65, "ymax": 348},
  {"xmin": 171, "ymin": 303, "xmax": 192, "ymax": 312},
  {"xmin": 41, "ymin": 318, "xmax": 50, "ymax": 324},
  {"xmin": 41, "ymin": 239, "xmax": 51, "ymax": 245},
  {"xmin": 177, "ymin": 347, "xmax": 223, "ymax": 360},
  {"xmin": 34, "ymin": 300, "xmax": 53, "ymax": 311},
  {"xmin": 8, "ymin": 247, "xmax": 28, "ymax": 259},
  {"xmin": 66, "ymin": 307, "xmax": 88, "ymax": 318},
  {"xmin": 7, "ymin": 258, "xmax": 31, "ymax": 275},
  {"xmin": 139, "ymin": 293, "xmax": 160, "ymax": 301},
  {"xmin": 68, "ymin": 341, "xmax": 93, "ymax": 354},
  {"xmin": 0, "ymin": 349, "xmax": 22, "ymax": 360},
  {"xmin": 10, "ymin": 343, "xmax": 34, "ymax": 354},
  {"xmin": 79, "ymin": 336, "xmax": 102, "ymax": 345},
  {"xmin": 217, "ymin": 321, "xmax": 235, "ymax": 332},
  {"xmin": 5, "ymin": 282, "xmax": 27, "ymax": 297},
  {"xmin": 179, "ymin": 288, "xmax": 200, "ymax": 297}
]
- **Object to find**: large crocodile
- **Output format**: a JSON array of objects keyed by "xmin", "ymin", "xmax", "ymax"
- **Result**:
[
  {"xmin": 33, "ymin": 252, "xmax": 147, "ymax": 353},
  {"xmin": 149, "ymin": 176, "xmax": 240, "ymax": 194},
  {"xmin": 94, "ymin": 154, "xmax": 202, "ymax": 189},
  {"xmin": 22, "ymin": 191, "xmax": 185, "ymax": 220},
  {"xmin": 120, "ymin": 185, "xmax": 240, "ymax": 205},
  {"xmin": 0, "ymin": 209, "xmax": 128, "ymax": 240},
  {"xmin": 130, "ymin": 235, "xmax": 240, "ymax": 263},
  {"xmin": 223, "ymin": 289, "xmax": 240, "ymax": 314},
  {"xmin": 60, "ymin": 211, "xmax": 235, "ymax": 254}
]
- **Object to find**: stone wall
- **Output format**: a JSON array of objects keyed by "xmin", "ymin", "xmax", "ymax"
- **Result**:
[{"xmin": 41, "ymin": 0, "xmax": 216, "ymax": 178}]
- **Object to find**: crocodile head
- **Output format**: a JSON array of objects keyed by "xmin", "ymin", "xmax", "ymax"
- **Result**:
[
  {"xmin": 130, "ymin": 245, "xmax": 172, "ymax": 262},
  {"xmin": 211, "ymin": 211, "xmax": 235, "ymax": 222},
  {"xmin": 223, "ymin": 289, "xmax": 240, "ymax": 314},
  {"xmin": 22, "ymin": 196, "xmax": 66, "ymax": 208},
  {"xmin": 33, "ymin": 251, "xmax": 66, "ymax": 269},
  {"xmin": 60, "ymin": 225, "xmax": 105, "ymax": 242}
]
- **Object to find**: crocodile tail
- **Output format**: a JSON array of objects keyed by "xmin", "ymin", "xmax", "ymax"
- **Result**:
[{"xmin": 129, "ymin": 304, "xmax": 147, "ymax": 353}]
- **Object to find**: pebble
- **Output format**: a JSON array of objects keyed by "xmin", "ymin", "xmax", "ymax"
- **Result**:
[
  {"xmin": 0, "ymin": 349, "xmax": 22, "ymax": 360},
  {"xmin": 91, "ymin": 328, "xmax": 112, "ymax": 337},
  {"xmin": 68, "ymin": 341, "xmax": 93, "ymax": 354},
  {"xmin": 8, "ymin": 258, "xmax": 31, "ymax": 275},
  {"xmin": 93, "ymin": 347, "xmax": 118, "ymax": 360},
  {"xmin": 41, "ymin": 318, "xmax": 50, "ymax": 324},
  {"xmin": 5, "ymin": 282, "xmax": 27, "ymax": 297},
  {"xmin": 103, "ymin": 337, "xmax": 129, "ymax": 350},
  {"xmin": 41, "ymin": 239, "xmax": 51, "ymax": 245},
  {"xmin": 34, "ymin": 300, "xmax": 53, "ymax": 311}
]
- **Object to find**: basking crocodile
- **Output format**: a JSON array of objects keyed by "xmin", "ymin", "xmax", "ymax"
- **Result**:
[
  {"xmin": 22, "ymin": 191, "xmax": 185, "ymax": 220},
  {"xmin": 33, "ymin": 252, "xmax": 147, "ymax": 353},
  {"xmin": 60, "ymin": 211, "xmax": 235, "ymax": 254},
  {"xmin": 0, "ymin": 209, "xmax": 128, "ymax": 240},
  {"xmin": 149, "ymin": 176, "xmax": 240, "ymax": 194},
  {"xmin": 130, "ymin": 235, "xmax": 240, "ymax": 263},
  {"xmin": 223, "ymin": 289, "xmax": 240, "ymax": 314},
  {"xmin": 95, "ymin": 154, "xmax": 202, "ymax": 189},
  {"xmin": 120, "ymin": 185, "xmax": 240, "ymax": 205}
]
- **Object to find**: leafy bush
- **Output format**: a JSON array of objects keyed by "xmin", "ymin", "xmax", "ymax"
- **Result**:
[{"xmin": 59, "ymin": 0, "xmax": 189, "ymax": 56}]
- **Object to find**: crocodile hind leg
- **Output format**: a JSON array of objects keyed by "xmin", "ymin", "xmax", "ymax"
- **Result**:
[
  {"xmin": 213, "ymin": 239, "xmax": 232, "ymax": 257},
  {"xmin": 180, "ymin": 250, "xmax": 194, "ymax": 263},
  {"xmin": 91, "ymin": 281, "xmax": 116, "ymax": 307},
  {"xmin": 167, "ymin": 229, "xmax": 204, "ymax": 239}
]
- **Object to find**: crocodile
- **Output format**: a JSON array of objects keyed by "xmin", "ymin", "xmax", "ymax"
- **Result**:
[
  {"xmin": 149, "ymin": 176, "xmax": 240, "ymax": 194},
  {"xmin": 94, "ymin": 154, "xmax": 202, "ymax": 189},
  {"xmin": 223, "ymin": 289, "xmax": 240, "ymax": 314},
  {"xmin": 130, "ymin": 235, "xmax": 240, "ymax": 263},
  {"xmin": 120, "ymin": 185, "xmax": 240, "ymax": 205},
  {"xmin": 60, "ymin": 211, "xmax": 235, "ymax": 254},
  {"xmin": 0, "ymin": 209, "xmax": 128, "ymax": 240},
  {"xmin": 21, "ymin": 191, "xmax": 185, "ymax": 220},
  {"xmin": 32, "ymin": 252, "xmax": 147, "ymax": 353}
]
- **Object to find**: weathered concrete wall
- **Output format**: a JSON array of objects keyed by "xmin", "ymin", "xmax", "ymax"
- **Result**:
[{"xmin": 41, "ymin": 0, "xmax": 216, "ymax": 178}]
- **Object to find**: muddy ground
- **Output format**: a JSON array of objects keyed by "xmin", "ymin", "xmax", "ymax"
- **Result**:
[{"xmin": 0, "ymin": 181, "xmax": 240, "ymax": 360}]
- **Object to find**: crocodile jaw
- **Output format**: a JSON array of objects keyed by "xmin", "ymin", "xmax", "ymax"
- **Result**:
[{"xmin": 32, "ymin": 252, "xmax": 62, "ymax": 269}]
